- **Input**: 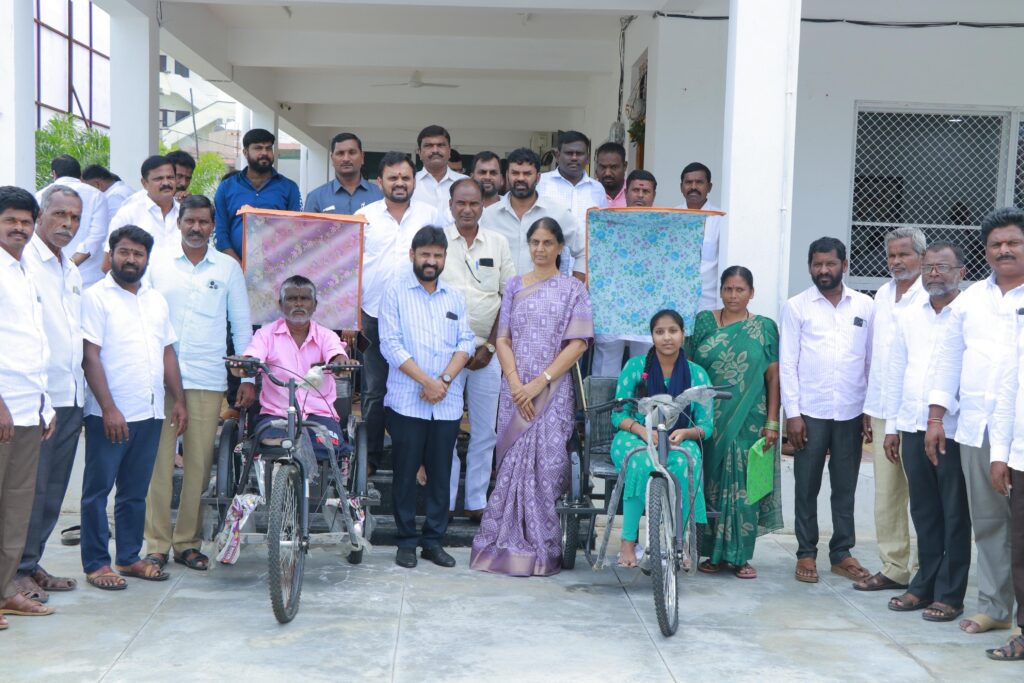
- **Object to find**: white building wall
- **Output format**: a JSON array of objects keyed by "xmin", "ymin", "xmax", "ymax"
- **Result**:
[{"xmin": 629, "ymin": 16, "xmax": 1024, "ymax": 303}]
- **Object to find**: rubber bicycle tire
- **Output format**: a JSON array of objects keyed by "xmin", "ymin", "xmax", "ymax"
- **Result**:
[
  {"xmin": 648, "ymin": 477, "xmax": 679, "ymax": 636},
  {"xmin": 215, "ymin": 418, "xmax": 238, "ymax": 499},
  {"xmin": 267, "ymin": 462, "xmax": 306, "ymax": 624},
  {"xmin": 560, "ymin": 511, "xmax": 580, "ymax": 570}
]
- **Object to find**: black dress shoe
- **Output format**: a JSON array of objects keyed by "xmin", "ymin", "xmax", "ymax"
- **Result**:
[
  {"xmin": 420, "ymin": 546, "xmax": 456, "ymax": 568},
  {"xmin": 395, "ymin": 548, "xmax": 417, "ymax": 568}
]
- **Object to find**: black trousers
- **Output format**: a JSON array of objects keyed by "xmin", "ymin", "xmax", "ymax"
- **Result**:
[
  {"xmin": 361, "ymin": 311, "xmax": 388, "ymax": 469},
  {"xmin": 1011, "ymin": 467, "xmax": 1024, "ymax": 629},
  {"xmin": 385, "ymin": 408, "xmax": 460, "ymax": 550},
  {"xmin": 793, "ymin": 415, "xmax": 863, "ymax": 564},
  {"xmin": 902, "ymin": 431, "xmax": 971, "ymax": 606}
]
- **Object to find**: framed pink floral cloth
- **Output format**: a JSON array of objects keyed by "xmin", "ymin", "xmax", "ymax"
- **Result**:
[
  {"xmin": 585, "ymin": 208, "xmax": 722, "ymax": 336},
  {"xmin": 239, "ymin": 206, "xmax": 366, "ymax": 330}
]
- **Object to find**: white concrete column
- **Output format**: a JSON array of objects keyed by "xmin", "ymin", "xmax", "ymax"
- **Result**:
[
  {"xmin": 108, "ymin": 0, "xmax": 159, "ymax": 181},
  {"xmin": 0, "ymin": 0, "xmax": 36, "ymax": 188},
  {"xmin": 719, "ymin": 0, "xmax": 802, "ymax": 317},
  {"xmin": 299, "ymin": 142, "xmax": 330, "ymax": 202}
]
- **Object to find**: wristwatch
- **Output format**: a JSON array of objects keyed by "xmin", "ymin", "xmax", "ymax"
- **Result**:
[
  {"xmin": 442, "ymin": 373, "xmax": 453, "ymax": 384},
  {"xmin": 484, "ymin": 342, "xmax": 496, "ymax": 354},
  {"xmin": 543, "ymin": 371, "xmax": 553, "ymax": 383}
]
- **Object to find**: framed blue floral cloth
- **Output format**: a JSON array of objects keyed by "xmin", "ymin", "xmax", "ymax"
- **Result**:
[{"xmin": 585, "ymin": 208, "xmax": 719, "ymax": 336}]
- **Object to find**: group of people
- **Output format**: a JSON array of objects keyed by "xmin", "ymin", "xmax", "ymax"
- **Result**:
[
  {"xmin": 781, "ymin": 220, "xmax": 1024, "ymax": 662},
  {"xmin": 2, "ymin": 120, "xmax": 1023, "ymax": 664}
]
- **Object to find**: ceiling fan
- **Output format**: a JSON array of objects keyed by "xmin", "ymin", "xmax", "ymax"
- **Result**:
[{"xmin": 371, "ymin": 70, "xmax": 459, "ymax": 89}]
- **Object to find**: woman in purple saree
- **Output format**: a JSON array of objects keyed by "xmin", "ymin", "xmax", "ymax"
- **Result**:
[{"xmin": 470, "ymin": 218, "xmax": 593, "ymax": 576}]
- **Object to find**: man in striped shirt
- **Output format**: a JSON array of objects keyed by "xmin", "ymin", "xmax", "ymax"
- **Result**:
[{"xmin": 379, "ymin": 226, "xmax": 475, "ymax": 569}]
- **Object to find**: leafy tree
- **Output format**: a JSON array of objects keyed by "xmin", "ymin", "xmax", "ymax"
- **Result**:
[{"xmin": 34, "ymin": 113, "xmax": 110, "ymax": 189}]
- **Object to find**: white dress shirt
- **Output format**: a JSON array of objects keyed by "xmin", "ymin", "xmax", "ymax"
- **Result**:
[
  {"xmin": 412, "ymin": 166, "xmax": 467, "ymax": 224},
  {"xmin": 355, "ymin": 199, "xmax": 440, "ymax": 318},
  {"xmin": 884, "ymin": 296, "xmax": 958, "ymax": 435},
  {"xmin": 990, "ymin": 312, "xmax": 1024, "ymax": 470},
  {"xmin": 103, "ymin": 180, "xmax": 136, "ymax": 217},
  {"xmin": 82, "ymin": 274, "xmax": 177, "ymax": 421},
  {"xmin": 479, "ymin": 193, "xmax": 584, "ymax": 277},
  {"xmin": 780, "ymin": 283, "xmax": 874, "ymax": 421},
  {"xmin": 863, "ymin": 277, "xmax": 927, "ymax": 418},
  {"xmin": 107, "ymin": 193, "xmax": 180, "ymax": 253},
  {"xmin": 149, "ymin": 245, "xmax": 252, "ymax": 392},
  {"xmin": 537, "ymin": 169, "xmax": 608, "ymax": 229},
  {"xmin": 0, "ymin": 247, "xmax": 53, "ymax": 427},
  {"xmin": 674, "ymin": 200, "xmax": 724, "ymax": 311},
  {"xmin": 36, "ymin": 176, "xmax": 110, "ymax": 288},
  {"xmin": 23, "ymin": 234, "xmax": 84, "ymax": 408},
  {"xmin": 928, "ymin": 274, "xmax": 1024, "ymax": 448},
  {"xmin": 441, "ymin": 224, "xmax": 515, "ymax": 347}
]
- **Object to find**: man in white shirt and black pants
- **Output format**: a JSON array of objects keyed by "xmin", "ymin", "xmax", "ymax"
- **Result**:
[
  {"xmin": 14, "ymin": 186, "xmax": 86, "ymax": 603},
  {"xmin": 144, "ymin": 195, "xmax": 253, "ymax": 571},
  {"xmin": 856, "ymin": 227, "xmax": 927, "ymax": 593},
  {"xmin": 356, "ymin": 153, "xmax": 440, "ymax": 474},
  {"xmin": 80, "ymin": 226, "xmax": 188, "ymax": 589},
  {"xmin": 928, "ymin": 207, "xmax": 1024, "ymax": 637},
  {"xmin": 883, "ymin": 242, "xmax": 971, "ymax": 623},
  {"xmin": 781, "ymin": 237, "xmax": 874, "ymax": 585},
  {"xmin": 0, "ymin": 187, "xmax": 57, "ymax": 623}
]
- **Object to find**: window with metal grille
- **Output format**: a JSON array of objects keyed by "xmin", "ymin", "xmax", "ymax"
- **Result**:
[
  {"xmin": 849, "ymin": 108, "xmax": 1022, "ymax": 289},
  {"xmin": 1016, "ymin": 120, "xmax": 1024, "ymax": 208}
]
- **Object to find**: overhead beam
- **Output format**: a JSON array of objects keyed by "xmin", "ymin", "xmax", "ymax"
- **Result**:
[
  {"xmin": 171, "ymin": 0, "xmax": 667, "ymax": 12},
  {"xmin": 272, "ymin": 71, "xmax": 591, "ymax": 108},
  {"xmin": 227, "ymin": 29, "xmax": 616, "ymax": 73},
  {"xmin": 305, "ymin": 103, "xmax": 583, "ymax": 132}
]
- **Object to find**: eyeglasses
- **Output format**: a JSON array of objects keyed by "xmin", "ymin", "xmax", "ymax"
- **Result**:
[{"xmin": 923, "ymin": 264, "xmax": 958, "ymax": 274}]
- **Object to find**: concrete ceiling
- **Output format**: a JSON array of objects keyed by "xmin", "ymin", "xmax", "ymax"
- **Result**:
[{"xmin": 143, "ymin": 0, "xmax": 1024, "ymax": 156}]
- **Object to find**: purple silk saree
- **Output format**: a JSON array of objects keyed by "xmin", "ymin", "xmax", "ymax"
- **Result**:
[{"xmin": 470, "ymin": 274, "xmax": 593, "ymax": 576}]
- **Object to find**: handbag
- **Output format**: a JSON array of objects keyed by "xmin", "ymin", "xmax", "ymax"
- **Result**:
[{"xmin": 746, "ymin": 437, "xmax": 774, "ymax": 505}]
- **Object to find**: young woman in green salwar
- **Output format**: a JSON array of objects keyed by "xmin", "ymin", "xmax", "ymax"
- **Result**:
[
  {"xmin": 610, "ymin": 310, "xmax": 714, "ymax": 568},
  {"xmin": 685, "ymin": 266, "xmax": 783, "ymax": 579}
]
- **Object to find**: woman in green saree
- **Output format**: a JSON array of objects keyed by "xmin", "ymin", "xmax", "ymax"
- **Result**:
[{"xmin": 686, "ymin": 266, "xmax": 783, "ymax": 579}]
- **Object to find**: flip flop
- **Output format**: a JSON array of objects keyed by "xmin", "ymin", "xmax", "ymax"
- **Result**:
[
  {"xmin": 32, "ymin": 567, "xmax": 76, "ymax": 592},
  {"xmin": 734, "ymin": 563, "xmax": 757, "ymax": 579},
  {"xmin": 0, "ymin": 594, "xmax": 55, "ymax": 616},
  {"xmin": 698, "ymin": 560, "xmax": 723, "ymax": 574},
  {"xmin": 853, "ymin": 571, "xmax": 907, "ymax": 592},
  {"xmin": 174, "ymin": 549, "xmax": 209, "ymax": 571},
  {"xmin": 60, "ymin": 525, "xmax": 81, "ymax": 546},
  {"xmin": 795, "ymin": 559, "xmax": 819, "ymax": 583},
  {"xmin": 831, "ymin": 558, "xmax": 872, "ymax": 581},
  {"xmin": 986, "ymin": 635, "xmax": 1024, "ymax": 661},
  {"xmin": 115, "ymin": 561, "xmax": 170, "ymax": 582},
  {"xmin": 922, "ymin": 602, "xmax": 964, "ymax": 622},
  {"xmin": 888, "ymin": 592, "xmax": 930, "ymax": 612},
  {"xmin": 86, "ymin": 569, "xmax": 127, "ymax": 591}
]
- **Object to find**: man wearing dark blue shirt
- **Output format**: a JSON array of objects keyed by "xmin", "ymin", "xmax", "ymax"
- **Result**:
[
  {"xmin": 214, "ymin": 128, "xmax": 301, "ymax": 262},
  {"xmin": 305, "ymin": 132, "xmax": 383, "ymax": 216}
]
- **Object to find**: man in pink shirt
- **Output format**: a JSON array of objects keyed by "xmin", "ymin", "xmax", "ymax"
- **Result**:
[
  {"xmin": 239, "ymin": 275, "xmax": 349, "ymax": 460},
  {"xmin": 596, "ymin": 142, "xmax": 628, "ymax": 208}
]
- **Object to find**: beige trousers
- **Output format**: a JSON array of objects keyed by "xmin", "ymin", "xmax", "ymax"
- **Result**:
[
  {"xmin": 871, "ymin": 416, "xmax": 915, "ymax": 584},
  {"xmin": 144, "ymin": 390, "xmax": 223, "ymax": 556},
  {"xmin": 0, "ymin": 425, "xmax": 42, "ymax": 599}
]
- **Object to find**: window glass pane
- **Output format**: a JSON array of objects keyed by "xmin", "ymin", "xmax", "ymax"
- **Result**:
[
  {"xmin": 92, "ymin": 56, "xmax": 110, "ymax": 126},
  {"xmin": 174, "ymin": 61, "xmax": 190, "ymax": 78},
  {"xmin": 39, "ymin": 107, "xmax": 63, "ymax": 129},
  {"xmin": 71, "ymin": 0, "xmax": 90, "ymax": 43},
  {"xmin": 39, "ymin": 28, "xmax": 69, "ymax": 109},
  {"xmin": 39, "ymin": 0, "xmax": 69, "ymax": 33},
  {"xmin": 72, "ymin": 44, "xmax": 91, "ymax": 120},
  {"xmin": 92, "ymin": 7, "xmax": 110, "ymax": 54}
]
